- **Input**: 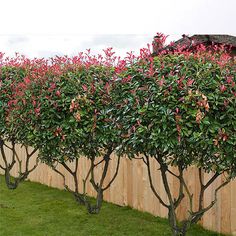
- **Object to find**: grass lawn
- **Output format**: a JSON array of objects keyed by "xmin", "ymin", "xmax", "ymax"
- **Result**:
[{"xmin": 0, "ymin": 175, "xmax": 225, "ymax": 236}]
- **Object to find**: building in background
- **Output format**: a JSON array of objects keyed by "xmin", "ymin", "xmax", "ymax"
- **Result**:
[{"xmin": 152, "ymin": 34, "xmax": 236, "ymax": 56}]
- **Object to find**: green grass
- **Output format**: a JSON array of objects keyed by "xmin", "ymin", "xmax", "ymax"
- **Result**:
[{"xmin": 0, "ymin": 176, "xmax": 225, "ymax": 236}]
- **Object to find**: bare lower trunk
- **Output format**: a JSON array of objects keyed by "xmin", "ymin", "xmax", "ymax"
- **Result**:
[
  {"xmin": 143, "ymin": 153, "xmax": 231, "ymax": 236},
  {"xmin": 52, "ymin": 159, "xmax": 86, "ymax": 205},
  {"xmin": 87, "ymin": 147, "xmax": 121, "ymax": 214},
  {"xmin": 0, "ymin": 139, "xmax": 38, "ymax": 189},
  {"xmin": 87, "ymin": 189, "xmax": 103, "ymax": 214}
]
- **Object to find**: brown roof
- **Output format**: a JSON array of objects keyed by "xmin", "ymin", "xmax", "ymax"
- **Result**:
[{"xmin": 153, "ymin": 34, "xmax": 236, "ymax": 55}]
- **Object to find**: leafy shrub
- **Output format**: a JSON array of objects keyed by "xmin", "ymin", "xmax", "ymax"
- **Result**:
[
  {"xmin": 0, "ymin": 61, "xmax": 38, "ymax": 189},
  {"xmin": 114, "ymin": 40, "xmax": 236, "ymax": 235}
]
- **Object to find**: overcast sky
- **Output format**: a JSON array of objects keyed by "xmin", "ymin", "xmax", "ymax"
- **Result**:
[{"xmin": 1, "ymin": 0, "xmax": 236, "ymax": 58}]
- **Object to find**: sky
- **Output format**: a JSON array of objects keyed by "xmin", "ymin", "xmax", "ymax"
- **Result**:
[{"xmin": 0, "ymin": 0, "xmax": 236, "ymax": 58}]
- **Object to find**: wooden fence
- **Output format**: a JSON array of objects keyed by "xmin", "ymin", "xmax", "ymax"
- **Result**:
[{"xmin": 1, "ymin": 145, "xmax": 236, "ymax": 235}]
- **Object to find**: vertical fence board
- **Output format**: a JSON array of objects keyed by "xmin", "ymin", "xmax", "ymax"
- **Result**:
[
  {"xmin": 221, "ymin": 176, "xmax": 231, "ymax": 234},
  {"xmin": 231, "ymin": 181, "xmax": 236, "ymax": 236}
]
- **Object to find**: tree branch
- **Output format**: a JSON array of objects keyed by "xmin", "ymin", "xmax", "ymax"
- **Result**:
[
  {"xmin": 61, "ymin": 162, "xmax": 74, "ymax": 176},
  {"xmin": 103, "ymin": 155, "xmax": 121, "ymax": 191},
  {"xmin": 182, "ymin": 174, "xmax": 194, "ymax": 214},
  {"xmin": 191, "ymin": 176, "xmax": 230, "ymax": 225},
  {"xmin": 3, "ymin": 143, "xmax": 13, "ymax": 151},
  {"xmin": 173, "ymin": 166, "xmax": 185, "ymax": 209},
  {"xmin": 144, "ymin": 155, "xmax": 169, "ymax": 208},
  {"xmin": 94, "ymin": 158, "xmax": 105, "ymax": 167}
]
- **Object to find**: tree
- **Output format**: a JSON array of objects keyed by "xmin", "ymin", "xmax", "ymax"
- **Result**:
[
  {"xmin": 69, "ymin": 61, "xmax": 122, "ymax": 213},
  {"xmin": 17, "ymin": 51, "xmax": 124, "ymax": 213},
  {"xmin": 115, "ymin": 46, "xmax": 236, "ymax": 235},
  {"xmin": 0, "ymin": 59, "xmax": 39, "ymax": 189}
]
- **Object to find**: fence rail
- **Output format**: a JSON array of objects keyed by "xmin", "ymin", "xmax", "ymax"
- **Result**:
[{"xmin": 1, "ymin": 144, "xmax": 236, "ymax": 235}]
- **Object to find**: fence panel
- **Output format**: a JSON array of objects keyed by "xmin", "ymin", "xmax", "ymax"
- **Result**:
[{"xmin": 1, "ymin": 145, "xmax": 235, "ymax": 235}]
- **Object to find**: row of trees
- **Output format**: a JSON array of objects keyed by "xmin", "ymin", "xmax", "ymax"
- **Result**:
[{"xmin": 0, "ymin": 37, "xmax": 235, "ymax": 235}]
